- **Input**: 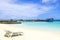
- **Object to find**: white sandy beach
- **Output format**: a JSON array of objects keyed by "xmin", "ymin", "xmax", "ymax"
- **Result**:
[{"xmin": 0, "ymin": 24, "xmax": 60, "ymax": 40}]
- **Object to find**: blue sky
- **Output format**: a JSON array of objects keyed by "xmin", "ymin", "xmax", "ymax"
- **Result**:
[{"xmin": 0, "ymin": 0, "xmax": 60, "ymax": 20}]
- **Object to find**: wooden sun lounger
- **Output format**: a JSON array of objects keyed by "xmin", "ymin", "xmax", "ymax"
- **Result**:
[{"xmin": 4, "ymin": 30, "xmax": 23, "ymax": 37}]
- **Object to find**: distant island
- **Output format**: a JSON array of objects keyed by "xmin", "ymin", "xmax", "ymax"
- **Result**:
[
  {"xmin": 0, "ymin": 18, "xmax": 60, "ymax": 24},
  {"xmin": 20, "ymin": 18, "xmax": 54, "ymax": 22},
  {"xmin": 0, "ymin": 19, "xmax": 21, "ymax": 24}
]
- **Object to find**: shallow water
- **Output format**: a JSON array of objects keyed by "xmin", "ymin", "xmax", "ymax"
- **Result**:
[
  {"xmin": 19, "ymin": 21, "xmax": 60, "ymax": 31},
  {"xmin": 10, "ymin": 21, "xmax": 60, "ymax": 31}
]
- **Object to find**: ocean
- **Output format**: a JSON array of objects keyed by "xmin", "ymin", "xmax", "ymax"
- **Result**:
[{"xmin": 18, "ymin": 21, "xmax": 60, "ymax": 31}]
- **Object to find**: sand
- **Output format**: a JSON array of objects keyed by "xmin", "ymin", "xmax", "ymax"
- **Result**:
[{"xmin": 0, "ymin": 24, "xmax": 60, "ymax": 40}]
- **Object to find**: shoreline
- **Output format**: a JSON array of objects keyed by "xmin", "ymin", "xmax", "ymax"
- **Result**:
[{"xmin": 0, "ymin": 24, "xmax": 60, "ymax": 40}]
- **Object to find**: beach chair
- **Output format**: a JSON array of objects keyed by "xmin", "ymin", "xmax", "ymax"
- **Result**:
[{"xmin": 4, "ymin": 30, "xmax": 23, "ymax": 37}]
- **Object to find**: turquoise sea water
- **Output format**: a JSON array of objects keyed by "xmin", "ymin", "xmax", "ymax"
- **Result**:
[{"xmin": 19, "ymin": 21, "xmax": 60, "ymax": 31}]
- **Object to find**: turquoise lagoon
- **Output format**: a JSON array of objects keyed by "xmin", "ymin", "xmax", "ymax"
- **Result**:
[{"xmin": 16, "ymin": 21, "xmax": 60, "ymax": 31}]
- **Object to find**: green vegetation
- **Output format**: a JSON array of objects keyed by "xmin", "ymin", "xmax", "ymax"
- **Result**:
[
  {"xmin": 0, "ymin": 18, "xmax": 54, "ymax": 24},
  {"xmin": 0, "ymin": 21, "xmax": 21, "ymax": 24}
]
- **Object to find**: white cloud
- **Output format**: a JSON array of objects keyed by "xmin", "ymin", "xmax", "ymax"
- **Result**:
[
  {"xmin": 42, "ymin": 0, "xmax": 50, "ymax": 3},
  {"xmin": 0, "ymin": 0, "xmax": 55, "ymax": 19},
  {"xmin": 42, "ymin": 0, "xmax": 57, "ymax": 3}
]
